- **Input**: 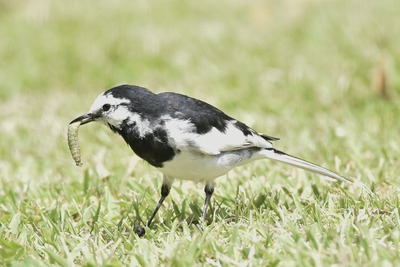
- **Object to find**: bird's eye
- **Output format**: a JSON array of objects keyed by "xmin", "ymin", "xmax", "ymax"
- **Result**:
[{"xmin": 102, "ymin": 104, "xmax": 111, "ymax": 112}]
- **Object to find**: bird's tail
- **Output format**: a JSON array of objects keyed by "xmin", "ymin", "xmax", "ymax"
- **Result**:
[{"xmin": 260, "ymin": 148, "xmax": 353, "ymax": 183}]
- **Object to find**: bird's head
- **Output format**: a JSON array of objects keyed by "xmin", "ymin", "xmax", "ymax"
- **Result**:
[{"xmin": 70, "ymin": 85, "xmax": 156, "ymax": 131}]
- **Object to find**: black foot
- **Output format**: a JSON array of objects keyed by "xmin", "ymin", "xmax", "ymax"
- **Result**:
[
  {"xmin": 135, "ymin": 225, "xmax": 146, "ymax": 237},
  {"xmin": 197, "ymin": 224, "xmax": 204, "ymax": 232}
]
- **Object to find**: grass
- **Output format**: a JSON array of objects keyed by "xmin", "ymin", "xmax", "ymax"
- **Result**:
[{"xmin": 1, "ymin": 0, "xmax": 400, "ymax": 266}]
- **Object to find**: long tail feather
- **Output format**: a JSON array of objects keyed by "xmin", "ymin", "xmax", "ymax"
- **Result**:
[{"xmin": 260, "ymin": 148, "xmax": 353, "ymax": 183}]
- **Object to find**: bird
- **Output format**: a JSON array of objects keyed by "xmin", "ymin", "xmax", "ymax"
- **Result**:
[{"xmin": 70, "ymin": 84, "xmax": 353, "ymax": 236}]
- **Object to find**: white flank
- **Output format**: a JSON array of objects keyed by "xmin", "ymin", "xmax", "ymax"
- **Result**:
[{"xmin": 161, "ymin": 149, "xmax": 257, "ymax": 182}]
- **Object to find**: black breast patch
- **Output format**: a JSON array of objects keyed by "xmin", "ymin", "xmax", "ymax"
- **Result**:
[{"xmin": 117, "ymin": 124, "xmax": 176, "ymax": 168}]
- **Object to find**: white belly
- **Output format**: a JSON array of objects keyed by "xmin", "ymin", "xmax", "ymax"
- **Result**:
[{"xmin": 159, "ymin": 149, "xmax": 259, "ymax": 183}]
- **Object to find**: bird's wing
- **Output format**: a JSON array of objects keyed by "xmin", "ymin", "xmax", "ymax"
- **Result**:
[
  {"xmin": 191, "ymin": 121, "xmax": 275, "ymax": 155},
  {"xmin": 158, "ymin": 92, "xmax": 278, "ymax": 155}
]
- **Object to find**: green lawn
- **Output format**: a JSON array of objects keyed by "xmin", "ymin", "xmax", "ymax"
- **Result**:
[{"xmin": 1, "ymin": 0, "xmax": 400, "ymax": 266}]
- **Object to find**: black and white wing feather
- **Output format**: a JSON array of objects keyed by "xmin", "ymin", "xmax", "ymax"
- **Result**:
[{"xmin": 158, "ymin": 92, "xmax": 278, "ymax": 155}]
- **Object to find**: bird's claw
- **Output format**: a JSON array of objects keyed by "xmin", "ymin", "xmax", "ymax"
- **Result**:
[{"xmin": 135, "ymin": 225, "xmax": 146, "ymax": 237}]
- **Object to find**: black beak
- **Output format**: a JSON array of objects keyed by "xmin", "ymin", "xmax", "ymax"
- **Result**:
[{"xmin": 70, "ymin": 113, "xmax": 97, "ymax": 125}]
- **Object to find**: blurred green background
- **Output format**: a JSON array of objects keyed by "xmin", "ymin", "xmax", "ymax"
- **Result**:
[{"xmin": 1, "ymin": 0, "xmax": 400, "ymax": 266}]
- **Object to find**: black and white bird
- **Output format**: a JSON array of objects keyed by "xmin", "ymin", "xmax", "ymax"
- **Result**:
[{"xmin": 71, "ymin": 84, "xmax": 352, "ymax": 235}]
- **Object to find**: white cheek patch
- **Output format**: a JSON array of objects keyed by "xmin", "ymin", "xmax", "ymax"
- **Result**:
[
  {"xmin": 106, "ymin": 105, "xmax": 132, "ymax": 127},
  {"xmin": 88, "ymin": 93, "xmax": 133, "ymax": 128}
]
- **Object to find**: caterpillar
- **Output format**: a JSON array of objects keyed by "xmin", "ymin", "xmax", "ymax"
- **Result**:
[{"xmin": 67, "ymin": 121, "xmax": 83, "ymax": 166}]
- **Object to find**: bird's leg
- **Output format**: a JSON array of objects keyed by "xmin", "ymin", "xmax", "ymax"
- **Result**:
[
  {"xmin": 146, "ymin": 182, "xmax": 171, "ymax": 228},
  {"xmin": 201, "ymin": 181, "xmax": 215, "ymax": 223},
  {"xmin": 137, "ymin": 176, "xmax": 172, "ymax": 237}
]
